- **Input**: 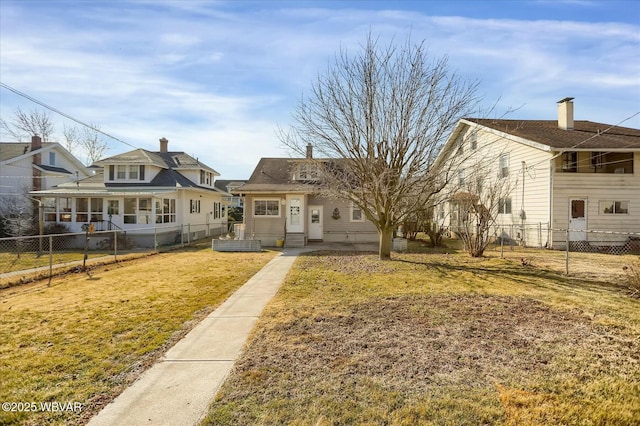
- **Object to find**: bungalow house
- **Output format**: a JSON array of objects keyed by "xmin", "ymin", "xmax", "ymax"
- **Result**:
[
  {"xmin": 30, "ymin": 138, "xmax": 230, "ymax": 247},
  {"xmin": 0, "ymin": 135, "xmax": 90, "ymax": 208},
  {"xmin": 234, "ymin": 146, "xmax": 378, "ymax": 247},
  {"xmin": 434, "ymin": 98, "xmax": 640, "ymax": 249}
]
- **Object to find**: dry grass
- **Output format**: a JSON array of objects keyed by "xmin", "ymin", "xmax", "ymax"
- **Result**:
[
  {"xmin": 205, "ymin": 249, "xmax": 640, "ymax": 425},
  {"xmin": 0, "ymin": 246, "xmax": 277, "ymax": 426}
]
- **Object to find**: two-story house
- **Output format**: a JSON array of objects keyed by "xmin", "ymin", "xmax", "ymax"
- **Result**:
[
  {"xmin": 1, "ymin": 135, "xmax": 90, "ymax": 208},
  {"xmin": 434, "ymin": 98, "xmax": 640, "ymax": 249},
  {"xmin": 235, "ymin": 146, "xmax": 378, "ymax": 247},
  {"xmin": 30, "ymin": 138, "xmax": 230, "ymax": 247}
]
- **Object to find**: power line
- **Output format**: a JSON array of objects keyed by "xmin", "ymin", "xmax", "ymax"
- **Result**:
[
  {"xmin": 0, "ymin": 82, "xmax": 138, "ymax": 149},
  {"xmin": 523, "ymin": 111, "xmax": 640, "ymax": 171}
]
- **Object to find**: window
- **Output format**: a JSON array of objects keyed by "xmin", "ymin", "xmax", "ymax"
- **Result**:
[
  {"xmin": 129, "ymin": 165, "xmax": 138, "ymax": 180},
  {"xmin": 138, "ymin": 198, "xmax": 152, "ymax": 224},
  {"xmin": 75, "ymin": 198, "xmax": 89, "ymax": 223},
  {"xmin": 468, "ymin": 133, "xmax": 477, "ymax": 150},
  {"xmin": 110, "ymin": 164, "xmax": 144, "ymax": 181},
  {"xmin": 458, "ymin": 169, "xmax": 465, "ymax": 187},
  {"xmin": 254, "ymin": 199, "xmax": 280, "ymax": 217},
  {"xmin": 295, "ymin": 162, "xmax": 319, "ymax": 181},
  {"xmin": 561, "ymin": 152, "xmax": 577, "ymax": 172},
  {"xmin": 600, "ymin": 200, "xmax": 629, "ymax": 215},
  {"xmin": 124, "ymin": 198, "xmax": 137, "ymax": 224},
  {"xmin": 591, "ymin": 152, "xmax": 604, "ymax": 170},
  {"xmin": 43, "ymin": 198, "xmax": 56, "ymax": 221},
  {"xmin": 200, "ymin": 171, "xmax": 213, "ymax": 186},
  {"xmin": 190, "ymin": 199, "xmax": 201, "ymax": 214},
  {"xmin": 60, "ymin": 198, "xmax": 72, "ymax": 222},
  {"xmin": 350, "ymin": 203, "xmax": 365, "ymax": 222},
  {"xmin": 499, "ymin": 153, "xmax": 510, "ymax": 178},
  {"xmin": 117, "ymin": 165, "xmax": 127, "ymax": 180},
  {"xmin": 49, "ymin": 152, "xmax": 56, "ymax": 166},
  {"xmin": 90, "ymin": 198, "xmax": 103, "ymax": 221},
  {"xmin": 155, "ymin": 198, "xmax": 176, "ymax": 223},
  {"xmin": 107, "ymin": 200, "xmax": 119, "ymax": 215},
  {"xmin": 498, "ymin": 197, "xmax": 512, "ymax": 215}
]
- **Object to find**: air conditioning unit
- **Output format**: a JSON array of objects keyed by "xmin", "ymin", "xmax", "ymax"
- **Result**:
[{"xmin": 614, "ymin": 168, "xmax": 625, "ymax": 174}]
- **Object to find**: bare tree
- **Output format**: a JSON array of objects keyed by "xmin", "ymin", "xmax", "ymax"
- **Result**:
[
  {"xmin": 80, "ymin": 125, "xmax": 108, "ymax": 165},
  {"xmin": 447, "ymin": 157, "xmax": 517, "ymax": 257},
  {"xmin": 1, "ymin": 107, "xmax": 55, "ymax": 141},
  {"xmin": 279, "ymin": 34, "xmax": 481, "ymax": 259},
  {"xmin": 62, "ymin": 124, "xmax": 80, "ymax": 153}
]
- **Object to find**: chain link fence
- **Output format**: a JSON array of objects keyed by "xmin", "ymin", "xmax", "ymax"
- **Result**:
[
  {"xmin": 1, "ymin": 222, "xmax": 233, "ymax": 287},
  {"xmin": 483, "ymin": 225, "xmax": 640, "ymax": 285}
]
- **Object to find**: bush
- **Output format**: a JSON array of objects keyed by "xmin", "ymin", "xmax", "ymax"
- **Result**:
[{"xmin": 623, "ymin": 258, "xmax": 640, "ymax": 298}]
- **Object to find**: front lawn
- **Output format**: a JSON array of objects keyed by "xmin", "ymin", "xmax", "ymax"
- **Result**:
[
  {"xmin": 205, "ymin": 250, "xmax": 640, "ymax": 425},
  {"xmin": 0, "ymin": 247, "xmax": 277, "ymax": 426}
]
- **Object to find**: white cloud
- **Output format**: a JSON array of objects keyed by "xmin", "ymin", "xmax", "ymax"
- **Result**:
[{"xmin": 1, "ymin": 1, "xmax": 638, "ymax": 177}]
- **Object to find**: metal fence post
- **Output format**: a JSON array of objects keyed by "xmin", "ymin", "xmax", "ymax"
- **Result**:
[
  {"xmin": 154, "ymin": 226, "xmax": 158, "ymax": 251},
  {"xmin": 114, "ymin": 230, "xmax": 118, "ymax": 262},
  {"xmin": 565, "ymin": 229, "xmax": 570, "ymax": 275},
  {"xmin": 500, "ymin": 226, "xmax": 504, "ymax": 258},
  {"xmin": 48, "ymin": 236, "xmax": 53, "ymax": 286}
]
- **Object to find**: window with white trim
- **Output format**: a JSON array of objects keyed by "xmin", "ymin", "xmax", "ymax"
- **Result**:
[
  {"xmin": 499, "ymin": 153, "xmax": 510, "ymax": 178},
  {"xmin": 498, "ymin": 197, "xmax": 512, "ymax": 215},
  {"xmin": 90, "ymin": 198, "xmax": 103, "ymax": 221},
  {"xmin": 190, "ymin": 199, "xmax": 201, "ymax": 214},
  {"xmin": 43, "ymin": 197, "xmax": 56, "ymax": 221},
  {"xmin": 600, "ymin": 200, "xmax": 629, "ymax": 215},
  {"xmin": 75, "ymin": 198, "xmax": 89, "ymax": 223},
  {"xmin": 155, "ymin": 198, "xmax": 176, "ymax": 223},
  {"xmin": 350, "ymin": 203, "xmax": 365, "ymax": 222},
  {"xmin": 254, "ymin": 199, "xmax": 280, "ymax": 217}
]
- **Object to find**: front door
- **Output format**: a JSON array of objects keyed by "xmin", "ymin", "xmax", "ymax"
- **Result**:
[
  {"xmin": 569, "ymin": 198, "xmax": 587, "ymax": 241},
  {"xmin": 308, "ymin": 206, "xmax": 323, "ymax": 240},
  {"xmin": 286, "ymin": 195, "xmax": 304, "ymax": 233}
]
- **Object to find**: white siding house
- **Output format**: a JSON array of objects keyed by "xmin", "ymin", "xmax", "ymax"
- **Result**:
[
  {"xmin": 435, "ymin": 98, "xmax": 640, "ymax": 250},
  {"xmin": 0, "ymin": 136, "xmax": 90, "ymax": 207},
  {"xmin": 30, "ymin": 138, "xmax": 230, "ymax": 247}
]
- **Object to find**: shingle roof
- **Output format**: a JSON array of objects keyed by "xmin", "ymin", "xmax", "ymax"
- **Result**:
[
  {"xmin": 235, "ymin": 158, "xmax": 312, "ymax": 193},
  {"xmin": 93, "ymin": 149, "xmax": 219, "ymax": 174},
  {"xmin": 35, "ymin": 164, "xmax": 72, "ymax": 174},
  {"xmin": 467, "ymin": 119, "xmax": 640, "ymax": 150},
  {"xmin": 0, "ymin": 142, "xmax": 56, "ymax": 162}
]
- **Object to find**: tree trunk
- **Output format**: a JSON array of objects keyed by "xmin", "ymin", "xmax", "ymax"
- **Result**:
[{"xmin": 378, "ymin": 227, "xmax": 393, "ymax": 260}]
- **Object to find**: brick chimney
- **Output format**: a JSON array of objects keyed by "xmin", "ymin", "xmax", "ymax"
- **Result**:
[
  {"xmin": 306, "ymin": 143, "xmax": 313, "ymax": 159},
  {"xmin": 31, "ymin": 135, "xmax": 42, "ymax": 191},
  {"xmin": 159, "ymin": 137, "xmax": 169, "ymax": 153},
  {"xmin": 31, "ymin": 135, "xmax": 42, "ymax": 151},
  {"xmin": 557, "ymin": 97, "xmax": 574, "ymax": 130}
]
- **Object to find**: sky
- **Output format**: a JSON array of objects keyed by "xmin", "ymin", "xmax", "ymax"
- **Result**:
[{"xmin": 1, "ymin": 0, "xmax": 639, "ymax": 179}]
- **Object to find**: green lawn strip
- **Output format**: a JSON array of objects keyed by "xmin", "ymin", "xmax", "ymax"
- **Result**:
[
  {"xmin": 0, "ymin": 248, "xmax": 277, "ymax": 426},
  {"xmin": 205, "ymin": 250, "xmax": 640, "ymax": 425}
]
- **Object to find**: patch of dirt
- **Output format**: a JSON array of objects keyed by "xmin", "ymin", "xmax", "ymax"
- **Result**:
[
  {"xmin": 234, "ymin": 295, "xmax": 639, "ymax": 393},
  {"xmin": 300, "ymin": 252, "xmax": 399, "ymax": 274}
]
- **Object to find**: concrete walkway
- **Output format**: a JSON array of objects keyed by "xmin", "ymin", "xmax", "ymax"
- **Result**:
[{"xmin": 87, "ymin": 248, "xmax": 303, "ymax": 426}]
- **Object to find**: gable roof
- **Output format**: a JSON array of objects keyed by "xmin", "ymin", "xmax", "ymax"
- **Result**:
[
  {"xmin": 0, "ymin": 142, "xmax": 36, "ymax": 161},
  {"xmin": 235, "ymin": 158, "xmax": 312, "ymax": 193},
  {"xmin": 0, "ymin": 141, "xmax": 89, "ymax": 174},
  {"xmin": 94, "ymin": 149, "xmax": 220, "ymax": 174},
  {"xmin": 466, "ymin": 119, "xmax": 640, "ymax": 150}
]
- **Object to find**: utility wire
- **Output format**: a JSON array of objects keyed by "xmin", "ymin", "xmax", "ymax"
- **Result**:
[{"xmin": 0, "ymin": 82, "xmax": 137, "ymax": 149}]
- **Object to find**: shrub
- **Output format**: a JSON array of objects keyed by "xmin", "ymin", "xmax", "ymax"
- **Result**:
[{"xmin": 623, "ymin": 258, "xmax": 640, "ymax": 298}]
